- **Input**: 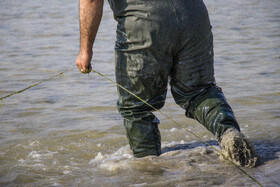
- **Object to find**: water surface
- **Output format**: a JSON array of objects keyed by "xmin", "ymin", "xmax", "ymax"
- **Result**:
[{"xmin": 0, "ymin": 0, "xmax": 279, "ymax": 186}]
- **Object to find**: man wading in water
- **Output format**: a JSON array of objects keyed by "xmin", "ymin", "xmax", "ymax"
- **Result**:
[{"xmin": 75, "ymin": 0, "xmax": 258, "ymax": 167}]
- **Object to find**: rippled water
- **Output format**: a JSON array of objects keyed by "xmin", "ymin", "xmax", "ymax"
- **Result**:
[{"xmin": 0, "ymin": 0, "xmax": 279, "ymax": 186}]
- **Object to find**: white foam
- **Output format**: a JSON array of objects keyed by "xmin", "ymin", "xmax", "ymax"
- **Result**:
[
  {"xmin": 123, "ymin": 153, "xmax": 133, "ymax": 159},
  {"xmin": 33, "ymin": 163, "xmax": 45, "ymax": 168},
  {"xmin": 27, "ymin": 150, "xmax": 57, "ymax": 160},
  {"xmin": 180, "ymin": 140, "xmax": 186, "ymax": 144},
  {"xmin": 28, "ymin": 151, "xmax": 41, "ymax": 159},
  {"xmin": 89, "ymin": 146, "xmax": 133, "ymax": 172},
  {"xmin": 89, "ymin": 152, "xmax": 105, "ymax": 164},
  {"xmin": 90, "ymin": 142, "xmax": 221, "ymax": 174},
  {"xmin": 129, "ymin": 183, "xmax": 148, "ymax": 186},
  {"xmin": 51, "ymin": 182, "xmax": 61, "ymax": 186},
  {"xmin": 18, "ymin": 159, "xmax": 25, "ymax": 164},
  {"xmin": 163, "ymin": 141, "xmax": 183, "ymax": 147},
  {"xmin": 63, "ymin": 170, "xmax": 71, "ymax": 175},
  {"xmin": 99, "ymin": 160, "xmax": 130, "ymax": 172},
  {"xmin": 29, "ymin": 140, "xmax": 40, "ymax": 146}
]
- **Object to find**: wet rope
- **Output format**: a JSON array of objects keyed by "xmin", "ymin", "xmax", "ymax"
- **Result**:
[
  {"xmin": 0, "ymin": 68, "xmax": 75, "ymax": 101},
  {"xmin": 92, "ymin": 69, "xmax": 263, "ymax": 187}
]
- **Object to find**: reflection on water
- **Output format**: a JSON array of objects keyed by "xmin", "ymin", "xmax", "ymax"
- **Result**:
[{"xmin": 0, "ymin": 0, "xmax": 279, "ymax": 186}]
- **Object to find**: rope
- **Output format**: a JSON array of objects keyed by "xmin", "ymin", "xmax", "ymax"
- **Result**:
[
  {"xmin": 92, "ymin": 69, "xmax": 263, "ymax": 187},
  {"xmin": 0, "ymin": 68, "xmax": 75, "ymax": 101}
]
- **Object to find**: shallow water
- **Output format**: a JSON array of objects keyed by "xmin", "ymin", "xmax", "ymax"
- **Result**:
[{"xmin": 0, "ymin": 0, "xmax": 279, "ymax": 186}]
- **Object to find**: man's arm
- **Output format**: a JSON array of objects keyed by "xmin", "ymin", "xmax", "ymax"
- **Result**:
[{"xmin": 75, "ymin": 0, "xmax": 104, "ymax": 74}]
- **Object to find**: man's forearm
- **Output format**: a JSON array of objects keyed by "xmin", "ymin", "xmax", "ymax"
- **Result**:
[{"xmin": 79, "ymin": 0, "xmax": 104, "ymax": 53}]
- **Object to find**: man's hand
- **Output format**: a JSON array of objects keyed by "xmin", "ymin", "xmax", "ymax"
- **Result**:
[
  {"xmin": 76, "ymin": 0, "xmax": 103, "ymax": 74},
  {"xmin": 75, "ymin": 50, "xmax": 93, "ymax": 74}
]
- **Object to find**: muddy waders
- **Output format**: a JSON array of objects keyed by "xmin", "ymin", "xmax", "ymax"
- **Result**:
[{"xmin": 108, "ymin": 0, "xmax": 240, "ymax": 157}]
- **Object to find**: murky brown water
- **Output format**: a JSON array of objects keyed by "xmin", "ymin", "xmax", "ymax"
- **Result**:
[{"xmin": 0, "ymin": 0, "xmax": 279, "ymax": 186}]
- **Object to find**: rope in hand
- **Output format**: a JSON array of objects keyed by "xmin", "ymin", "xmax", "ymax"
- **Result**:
[{"xmin": 0, "ymin": 67, "xmax": 263, "ymax": 186}]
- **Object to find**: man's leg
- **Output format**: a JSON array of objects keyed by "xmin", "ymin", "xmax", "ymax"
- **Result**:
[
  {"xmin": 171, "ymin": 28, "xmax": 258, "ymax": 167},
  {"xmin": 115, "ymin": 50, "xmax": 170, "ymax": 157},
  {"xmin": 113, "ymin": 2, "xmax": 176, "ymax": 157},
  {"xmin": 170, "ymin": 0, "xmax": 239, "ymax": 140},
  {"xmin": 170, "ymin": 13, "xmax": 240, "ymax": 140},
  {"xmin": 170, "ymin": 0, "xmax": 257, "ymax": 167}
]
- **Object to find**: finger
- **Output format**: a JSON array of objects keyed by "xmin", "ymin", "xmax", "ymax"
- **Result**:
[
  {"xmin": 80, "ymin": 68, "xmax": 86, "ymax": 74},
  {"xmin": 76, "ymin": 63, "xmax": 83, "ymax": 73},
  {"xmin": 84, "ymin": 64, "xmax": 92, "ymax": 74},
  {"xmin": 88, "ymin": 67, "xmax": 92, "ymax": 73},
  {"xmin": 86, "ymin": 63, "xmax": 92, "ymax": 70},
  {"xmin": 88, "ymin": 64, "xmax": 92, "ymax": 72},
  {"xmin": 85, "ymin": 68, "xmax": 92, "ymax": 74},
  {"xmin": 87, "ymin": 65, "xmax": 92, "ymax": 73}
]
